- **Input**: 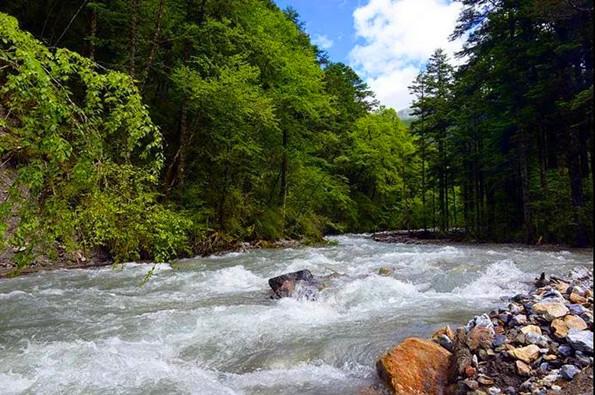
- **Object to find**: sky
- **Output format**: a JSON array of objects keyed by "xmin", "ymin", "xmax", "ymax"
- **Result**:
[{"xmin": 274, "ymin": 0, "xmax": 464, "ymax": 111}]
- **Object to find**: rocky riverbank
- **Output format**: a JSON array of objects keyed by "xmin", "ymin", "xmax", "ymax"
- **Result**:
[
  {"xmin": 373, "ymin": 267, "xmax": 594, "ymax": 395},
  {"xmin": 0, "ymin": 236, "xmax": 307, "ymax": 278}
]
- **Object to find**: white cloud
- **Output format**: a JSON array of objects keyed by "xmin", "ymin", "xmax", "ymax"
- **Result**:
[
  {"xmin": 349, "ymin": 0, "xmax": 464, "ymax": 110},
  {"xmin": 312, "ymin": 34, "xmax": 334, "ymax": 50}
]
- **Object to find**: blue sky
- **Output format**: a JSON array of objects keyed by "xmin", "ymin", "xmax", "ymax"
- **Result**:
[{"xmin": 273, "ymin": 0, "xmax": 464, "ymax": 110}]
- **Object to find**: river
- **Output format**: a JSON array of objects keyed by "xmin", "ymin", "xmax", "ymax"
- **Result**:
[{"xmin": 0, "ymin": 235, "xmax": 592, "ymax": 394}]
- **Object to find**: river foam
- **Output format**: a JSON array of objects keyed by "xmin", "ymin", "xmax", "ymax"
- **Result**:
[{"xmin": 0, "ymin": 236, "xmax": 592, "ymax": 394}]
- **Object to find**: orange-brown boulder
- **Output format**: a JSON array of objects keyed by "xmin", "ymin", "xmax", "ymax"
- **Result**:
[{"xmin": 376, "ymin": 337, "xmax": 452, "ymax": 395}]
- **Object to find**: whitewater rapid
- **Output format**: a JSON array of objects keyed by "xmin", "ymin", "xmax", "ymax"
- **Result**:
[{"xmin": 0, "ymin": 235, "xmax": 592, "ymax": 394}]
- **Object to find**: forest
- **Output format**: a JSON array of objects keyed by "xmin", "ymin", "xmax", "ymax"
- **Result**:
[{"xmin": 0, "ymin": 0, "xmax": 593, "ymax": 270}]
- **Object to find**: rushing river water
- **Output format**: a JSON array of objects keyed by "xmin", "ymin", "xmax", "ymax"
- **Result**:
[{"xmin": 0, "ymin": 235, "xmax": 593, "ymax": 394}]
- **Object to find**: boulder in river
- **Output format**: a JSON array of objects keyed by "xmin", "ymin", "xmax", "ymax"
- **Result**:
[
  {"xmin": 268, "ymin": 269, "xmax": 317, "ymax": 299},
  {"xmin": 376, "ymin": 337, "xmax": 452, "ymax": 394}
]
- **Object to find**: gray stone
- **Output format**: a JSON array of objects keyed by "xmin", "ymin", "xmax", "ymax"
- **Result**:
[
  {"xmin": 512, "ymin": 314, "xmax": 528, "ymax": 326},
  {"xmin": 573, "ymin": 351, "xmax": 592, "ymax": 367},
  {"xmin": 493, "ymin": 334, "xmax": 507, "ymax": 347},
  {"xmin": 581, "ymin": 311, "xmax": 593, "ymax": 326},
  {"xmin": 499, "ymin": 312, "xmax": 512, "ymax": 324},
  {"xmin": 570, "ymin": 267, "xmax": 590, "ymax": 281},
  {"xmin": 567, "ymin": 304, "xmax": 587, "ymax": 315},
  {"xmin": 268, "ymin": 270, "xmax": 317, "ymax": 298},
  {"xmin": 488, "ymin": 387, "xmax": 501, "ymax": 395},
  {"xmin": 509, "ymin": 303, "xmax": 524, "ymax": 315},
  {"xmin": 466, "ymin": 313, "xmax": 494, "ymax": 331},
  {"xmin": 560, "ymin": 364, "xmax": 580, "ymax": 380},
  {"xmin": 566, "ymin": 329, "xmax": 593, "ymax": 354},
  {"xmin": 558, "ymin": 344, "xmax": 574, "ymax": 357},
  {"xmin": 436, "ymin": 334, "xmax": 453, "ymax": 352},
  {"xmin": 541, "ymin": 289, "xmax": 564, "ymax": 300},
  {"xmin": 463, "ymin": 379, "xmax": 479, "ymax": 390},
  {"xmin": 525, "ymin": 333, "xmax": 549, "ymax": 347},
  {"xmin": 538, "ymin": 362, "xmax": 549, "ymax": 374}
]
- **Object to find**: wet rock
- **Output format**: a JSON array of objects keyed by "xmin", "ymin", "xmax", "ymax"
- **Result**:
[
  {"xmin": 268, "ymin": 270, "xmax": 315, "ymax": 298},
  {"xmin": 432, "ymin": 325, "xmax": 455, "ymax": 341},
  {"xmin": 509, "ymin": 345, "xmax": 540, "ymax": 363},
  {"xmin": 560, "ymin": 364, "xmax": 580, "ymax": 380},
  {"xmin": 376, "ymin": 337, "xmax": 451, "ymax": 394},
  {"xmin": 488, "ymin": 387, "xmax": 501, "ymax": 395},
  {"xmin": 436, "ymin": 335, "xmax": 454, "ymax": 352},
  {"xmin": 378, "ymin": 267, "xmax": 393, "ymax": 276},
  {"xmin": 432, "ymin": 326, "xmax": 455, "ymax": 351},
  {"xmin": 566, "ymin": 329, "xmax": 593, "ymax": 354},
  {"xmin": 532, "ymin": 301, "xmax": 569, "ymax": 321},
  {"xmin": 535, "ymin": 273, "xmax": 548, "ymax": 288}
]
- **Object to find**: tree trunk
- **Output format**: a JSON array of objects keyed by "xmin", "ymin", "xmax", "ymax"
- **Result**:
[
  {"xmin": 140, "ymin": 0, "xmax": 166, "ymax": 89},
  {"xmin": 567, "ymin": 128, "xmax": 588, "ymax": 246},
  {"xmin": 88, "ymin": 6, "xmax": 96, "ymax": 60},
  {"xmin": 128, "ymin": 0, "xmax": 139, "ymax": 78},
  {"xmin": 518, "ymin": 130, "xmax": 535, "ymax": 244}
]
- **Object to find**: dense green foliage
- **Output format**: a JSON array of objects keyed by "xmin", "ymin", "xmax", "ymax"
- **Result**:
[
  {"xmin": 0, "ymin": 0, "xmax": 592, "ymax": 270},
  {"xmin": 0, "ymin": 13, "xmax": 192, "ymax": 266},
  {"xmin": 0, "ymin": 1, "xmax": 417, "ymax": 267},
  {"xmin": 409, "ymin": 0, "xmax": 593, "ymax": 246}
]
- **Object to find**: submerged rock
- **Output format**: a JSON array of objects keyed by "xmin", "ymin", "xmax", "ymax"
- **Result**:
[
  {"xmin": 268, "ymin": 269, "xmax": 317, "ymax": 298},
  {"xmin": 376, "ymin": 337, "xmax": 451, "ymax": 394}
]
